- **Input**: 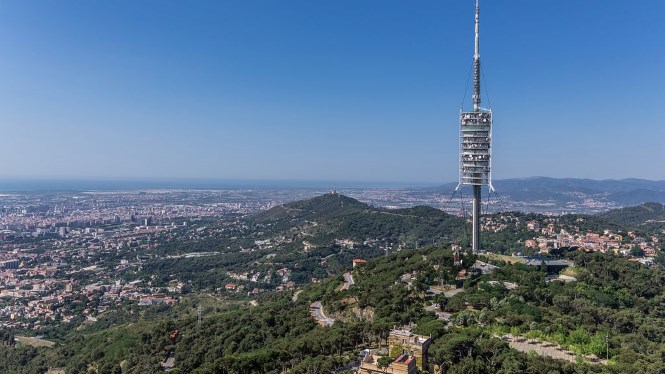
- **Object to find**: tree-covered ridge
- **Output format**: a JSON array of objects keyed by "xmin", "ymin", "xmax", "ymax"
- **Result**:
[
  {"xmin": 253, "ymin": 193, "xmax": 467, "ymax": 246},
  {"xmin": 3, "ymin": 246, "xmax": 665, "ymax": 373},
  {"xmin": 253, "ymin": 193, "xmax": 369, "ymax": 223},
  {"xmin": 311, "ymin": 246, "xmax": 665, "ymax": 372},
  {"xmin": 443, "ymin": 251, "xmax": 665, "ymax": 371},
  {"xmin": 599, "ymin": 202, "xmax": 665, "ymax": 229},
  {"xmin": 318, "ymin": 247, "xmax": 472, "ymax": 326},
  {"xmin": 119, "ymin": 194, "xmax": 466, "ymax": 293}
]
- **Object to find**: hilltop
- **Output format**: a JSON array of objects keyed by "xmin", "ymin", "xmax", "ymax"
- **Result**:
[
  {"xmin": 599, "ymin": 202, "xmax": 665, "ymax": 230},
  {"xmin": 254, "ymin": 193, "xmax": 369, "ymax": 222},
  {"xmin": 253, "ymin": 193, "xmax": 467, "ymax": 248}
]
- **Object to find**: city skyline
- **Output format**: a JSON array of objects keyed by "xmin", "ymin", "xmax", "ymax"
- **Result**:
[{"xmin": 1, "ymin": 1, "xmax": 663, "ymax": 183}]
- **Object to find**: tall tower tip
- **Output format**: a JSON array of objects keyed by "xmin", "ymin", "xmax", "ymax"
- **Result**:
[{"xmin": 473, "ymin": 0, "xmax": 481, "ymax": 111}]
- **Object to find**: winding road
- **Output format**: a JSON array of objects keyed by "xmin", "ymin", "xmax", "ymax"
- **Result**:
[
  {"xmin": 340, "ymin": 272, "xmax": 355, "ymax": 290},
  {"xmin": 310, "ymin": 301, "xmax": 335, "ymax": 327}
]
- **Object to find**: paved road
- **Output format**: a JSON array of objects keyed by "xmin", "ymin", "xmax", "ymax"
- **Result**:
[
  {"xmin": 428, "ymin": 285, "xmax": 466, "ymax": 298},
  {"xmin": 341, "ymin": 272, "xmax": 355, "ymax": 290},
  {"xmin": 473, "ymin": 260, "xmax": 498, "ymax": 275},
  {"xmin": 427, "ymin": 287, "xmax": 442, "ymax": 295},
  {"xmin": 487, "ymin": 280, "xmax": 518, "ymax": 290},
  {"xmin": 310, "ymin": 301, "xmax": 335, "ymax": 327},
  {"xmin": 425, "ymin": 287, "xmax": 461, "ymax": 326},
  {"xmin": 443, "ymin": 288, "xmax": 464, "ymax": 297},
  {"xmin": 424, "ymin": 304, "xmax": 453, "ymax": 321}
]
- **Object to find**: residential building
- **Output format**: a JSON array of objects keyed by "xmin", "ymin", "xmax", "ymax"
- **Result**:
[{"xmin": 388, "ymin": 328, "xmax": 431, "ymax": 371}]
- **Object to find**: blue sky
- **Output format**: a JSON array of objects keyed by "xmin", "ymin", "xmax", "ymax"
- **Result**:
[{"xmin": 0, "ymin": 0, "xmax": 663, "ymax": 185}]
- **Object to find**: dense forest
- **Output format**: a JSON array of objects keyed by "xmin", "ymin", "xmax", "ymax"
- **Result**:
[
  {"xmin": 2, "ymin": 247, "xmax": 665, "ymax": 373},
  {"xmin": 599, "ymin": 202, "xmax": 665, "ymax": 231}
]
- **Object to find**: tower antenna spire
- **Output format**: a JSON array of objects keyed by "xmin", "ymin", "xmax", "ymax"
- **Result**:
[{"xmin": 473, "ymin": 0, "xmax": 481, "ymax": 111}]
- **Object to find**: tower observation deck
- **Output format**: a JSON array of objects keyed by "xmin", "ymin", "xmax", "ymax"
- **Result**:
[{"xmin": 459, "ymin": 0, "xmax": 493, "ymax": 254}]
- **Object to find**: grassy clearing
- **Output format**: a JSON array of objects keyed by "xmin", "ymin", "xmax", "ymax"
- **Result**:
[
  {"xmin": 481, "ymin": 253, "xmax": 526, "ymax": 264},
  {"xmin": 16, "ymin": 336, "xmax": 56, "ymax": 348}
]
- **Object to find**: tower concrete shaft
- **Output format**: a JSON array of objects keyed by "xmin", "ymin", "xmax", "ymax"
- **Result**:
[
  {"xmin": 472, "ymin": 0, "xmax": 481, "ymax": 253},
  {"xmin": 472, "ymin": 185, "xmax": 481, "ymax": 252}
]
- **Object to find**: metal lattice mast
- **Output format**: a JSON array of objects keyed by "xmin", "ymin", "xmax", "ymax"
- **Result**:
[{"xmin": 473, "ymin": 0, "xmax": 481, "ymax": 112}]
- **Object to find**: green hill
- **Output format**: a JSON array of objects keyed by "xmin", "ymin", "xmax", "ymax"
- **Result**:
[
  {"xmin": 127, "ymin": 194, "xmax": 468, "ymax": 293},
  {"xmin": 254, "ymin": 193, "xmax": 369, "ymax": 222},
  {"xmin": 253, "ymin": 193, "xmax": 467, "ymax": 247},
  {"xmin": 598, "ymin": 202, "xmax": 665, "ymax": 230},
  {"xmin": 5, "ymin": 247, "xmax": 665, "ymax": 373}
]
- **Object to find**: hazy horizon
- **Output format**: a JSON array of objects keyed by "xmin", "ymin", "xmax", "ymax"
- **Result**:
[{"xmin": 1, "ymin": 175, "xmax": 664, "ymax": 193}]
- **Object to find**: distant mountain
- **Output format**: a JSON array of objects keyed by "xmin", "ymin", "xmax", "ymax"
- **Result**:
[
  {"xmin": 598, "ymin": 202, "xmax": 665, "ymax": 230},
  {"xmin": 606, "ymin": 189, "xmax": 665, "ymax": 206},
  {"xmin": 429, "ymin": 177, "xmax": 665, "ymax": 210},
  {"xmin": 494, "ymin": 177, "xmax": 665, "ymax": 193}
]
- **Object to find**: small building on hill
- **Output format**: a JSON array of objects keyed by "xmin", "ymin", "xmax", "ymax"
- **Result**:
[
  {"xmin": 352, "ymin": 258, "xmax": 367, "ymax": 268},
  {"xmin": 357, "ymin": 353, "xmax": 417, "ymax": 374},
  {"xmin": 388, "ymin": 328, "xmax": 431, "ymax": 371},
  {"xmin": 524, "ymin": 258, "xmax": 572, "ymax": 272}
]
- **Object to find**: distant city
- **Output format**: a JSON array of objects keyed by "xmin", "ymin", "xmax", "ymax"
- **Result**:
[{"xmin": 2, "ymin": 176, "xmax": 664, "ymax": 216}]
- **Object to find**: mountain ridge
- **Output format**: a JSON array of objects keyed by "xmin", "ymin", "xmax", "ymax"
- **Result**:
[{"xmin": 426, "ymin": 177, "xmax": 665, "ymax": 207}]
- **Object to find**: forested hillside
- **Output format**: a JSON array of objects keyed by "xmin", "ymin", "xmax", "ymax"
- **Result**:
[
  {"xmin": 3, "ymin": 247, "xmax": 665, "ymax": 373},
  {"xmin": 599, "ymin": 202, "xmax": 665, "ymax": 230},
  {"xmin": 253, "ymin": 193, "xmax": 467, "ymax": 246},
  {"xmin": 121, "ymin": 194, "xmax": 467, "ymax": 292}
]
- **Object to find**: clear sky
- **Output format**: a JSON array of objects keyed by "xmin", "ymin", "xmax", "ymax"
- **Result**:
[{"xmin": 0, "ymin": 0, "xmax": 663, "ymax": 185}]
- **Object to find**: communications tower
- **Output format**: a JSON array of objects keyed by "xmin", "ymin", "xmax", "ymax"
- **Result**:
[{"xmin": 459, "ymin": 0, "xmax": 492, "ymax": 253}]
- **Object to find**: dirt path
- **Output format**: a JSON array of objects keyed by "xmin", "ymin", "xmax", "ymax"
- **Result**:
[{"xmin": 497, "ymin": 334, "xmax": 606, "ymax": 365}]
